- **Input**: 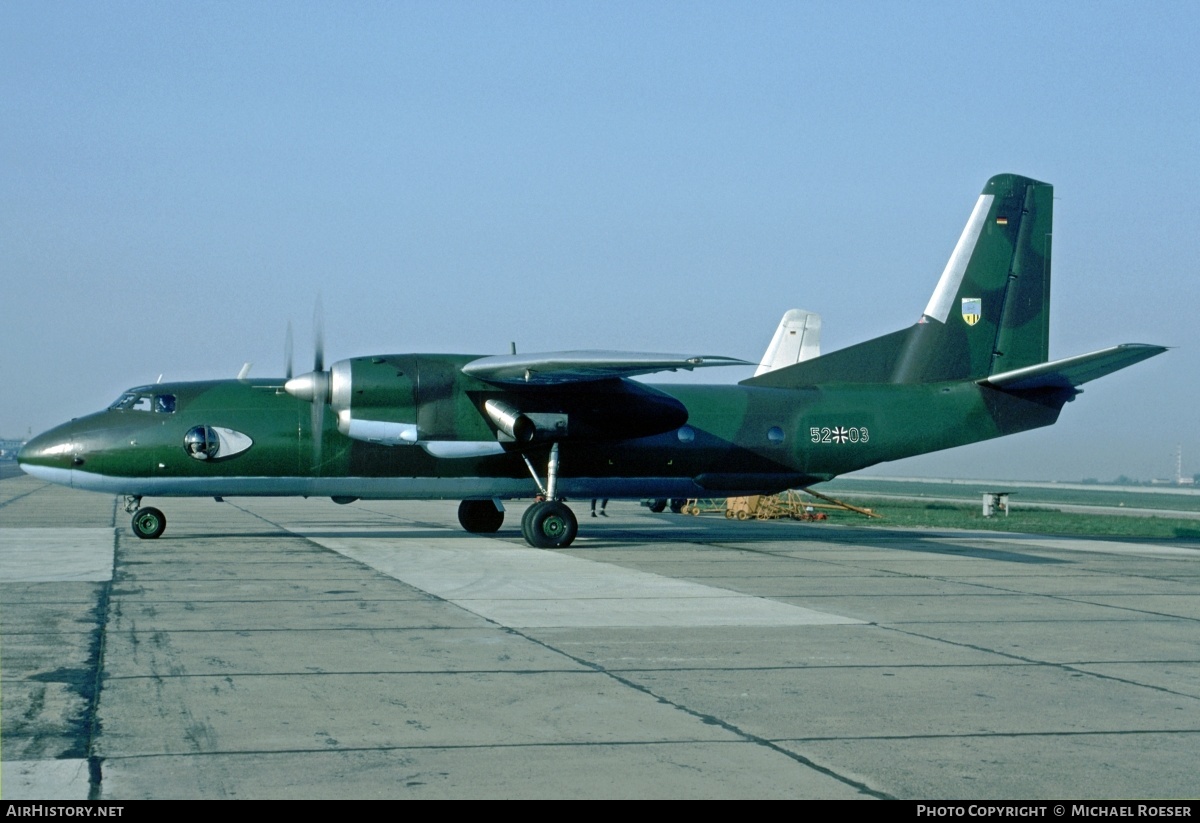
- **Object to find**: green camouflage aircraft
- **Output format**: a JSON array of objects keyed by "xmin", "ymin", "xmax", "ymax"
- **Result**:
[{"xmin": 19, "ymin": 174, "xmax": 1164, "ymax": 548}]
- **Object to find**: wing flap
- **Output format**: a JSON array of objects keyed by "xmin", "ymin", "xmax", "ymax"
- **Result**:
[
  {"xmin": 981, "ymin": 344, "xmax": 1166, "ymax": 392},
  {"xmin": 462, "ymin": 351, "xmax": 750, "ymax": 385}
]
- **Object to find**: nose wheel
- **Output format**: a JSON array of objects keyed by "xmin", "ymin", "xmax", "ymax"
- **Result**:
[{"xmin": 131, "ymin": 506, "xmax": 167, "ymax": 539}]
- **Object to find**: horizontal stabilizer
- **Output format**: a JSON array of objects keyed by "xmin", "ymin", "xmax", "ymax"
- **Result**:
[
  {"xmin": 463, "ymin": 351, "xmax": 751, "ymax": 385},
  {"xmin": 981, "ymin": 344, "xmax": 1166, "ymax": 392}
]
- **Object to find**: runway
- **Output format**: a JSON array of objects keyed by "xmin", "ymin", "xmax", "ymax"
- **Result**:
[{"xmin": 3, "ymin": 474, "xmax": 1199, "ymax": 799}]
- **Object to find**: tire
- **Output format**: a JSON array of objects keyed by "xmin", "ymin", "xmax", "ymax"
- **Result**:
[
  {"xmin": 648, "ymin": 499, "xmax": 667, "ymax": 513},
  {"xmin": 669, "ymin": 498, "xmax": 686, "ymax": 514},
  {"xmin": 131, "ymin": 507, "xmax": 166, "ymax": 539},
  {"xmin": 522, "ymin": 501, "xmax": 578, "ymax": 549},
  {"xmin": 457, "ymin": 499, "xmax": 504, "ymax": 533}
]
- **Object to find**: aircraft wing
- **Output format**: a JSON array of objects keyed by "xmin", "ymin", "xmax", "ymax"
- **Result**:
[
  {"xmin": 981, "ymin": 344, "xmax": 1166, "ymax": 392},
  {"xmin": 462, "ymin": 351, "xmax": 751, "ymax": 385}
]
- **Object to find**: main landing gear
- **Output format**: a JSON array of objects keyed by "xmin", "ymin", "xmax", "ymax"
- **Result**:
[
  {"xmin": 517, "ymin": 442, "xmax": 578, "ymax": 549},
  {"xmin": 123, "ymin": 495, "xmax": 166, "ymax": 539},
  {"xmin": 647, "ymin": 498, "xmax": 687, "ymax": 514},
  {"xmin": 454, "ymin": 442, "xmax": 580, "ymax": 548},
  {"xmin": 458, "ymin": 499, "xmax": 505, "ymax": 533},
  {"xmin": 521, "ymin": 500, "xmax": 578, "ymax": 549},
  {"xmin": 457, "ymin": 496, "xmax": 579, "ymax": 549}
]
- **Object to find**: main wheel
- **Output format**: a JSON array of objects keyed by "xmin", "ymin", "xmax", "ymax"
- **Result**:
[
  {"xmin": 131, "ymin": 507, "xmax": 166, "ymax": 539},
  {"xmin": 647, "ymin": 498, "xmax": 667, "ymax": 513},
  {"xmin": 457, "ymin": 499, "xmax": 504, "ymax": 533},
  {"xmin": 522, "ymin": 501, "xmax": 578, "ymax": 549},
  {"xmin": 669, "ymin": 498, "xmax": 686, "ymax": 514}
]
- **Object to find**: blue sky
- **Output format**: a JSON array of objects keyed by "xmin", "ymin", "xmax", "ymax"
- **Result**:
[{"xmin": 3, "ymin": 2, "xmax": 1197, "ymax": 481}]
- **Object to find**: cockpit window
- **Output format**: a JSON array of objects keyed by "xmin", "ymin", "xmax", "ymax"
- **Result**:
[
  {"xmin": 109, "ymin": 393, "xmax": 138, "ymax": 410},
  {"xmin": 108, "ymin": 392, "xmax": 176, "ymax": 413}
]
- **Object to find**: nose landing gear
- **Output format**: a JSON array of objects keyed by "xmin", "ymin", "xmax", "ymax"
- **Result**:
[
  {"xmin": 131, "ymin": 506, "xmax": 167, "ymax": 539},
  {"xmin": 124, "ymin": 496, "xmax": 166, "ymax": 539}
]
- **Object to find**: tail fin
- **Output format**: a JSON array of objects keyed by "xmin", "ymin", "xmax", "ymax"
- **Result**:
[{"xmin": 744, "ymin": 174, "xmax": 1053, "ymax": 387}]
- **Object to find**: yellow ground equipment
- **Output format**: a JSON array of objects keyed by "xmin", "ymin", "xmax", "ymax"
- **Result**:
[{"xmin": 680, "ymin": 489, "xmax": 879, "ymax": 522}]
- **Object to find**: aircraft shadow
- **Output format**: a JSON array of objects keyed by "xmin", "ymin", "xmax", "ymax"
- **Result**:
[
  {"xmin": 572, "ymin": 521, "xmax": 1072, "ymax": 564},
  {"xmin": 147, "ymin": 522, "xmax": 1084, "ymax": 564}
]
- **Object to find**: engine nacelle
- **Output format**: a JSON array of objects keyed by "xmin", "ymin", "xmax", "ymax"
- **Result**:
[
  {"xmin": 292, "ymin": 353, "xmax": 690, "ymax": 448},
  {"xmin": 328, "ymin": 356, "xmax": 420, "ymax": 444},
  {"xmin": 323, "ymin": 354, "xmax": 499, "ymax": 445}
]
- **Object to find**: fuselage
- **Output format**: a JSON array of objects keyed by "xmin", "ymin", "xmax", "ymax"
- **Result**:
[{"xmin": 18, "ymin": 353, "xmax": 1065, "ymax": 501}]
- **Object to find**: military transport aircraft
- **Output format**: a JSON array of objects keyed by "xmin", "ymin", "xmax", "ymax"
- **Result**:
[{"xmin": 19, "ymin": 174, "xmax": 1165, "ymax": 548}]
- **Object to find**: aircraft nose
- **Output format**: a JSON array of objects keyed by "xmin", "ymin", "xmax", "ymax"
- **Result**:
[{"xmin": 17, "ymin": 423, "xmax": 87, "ymax": 475}]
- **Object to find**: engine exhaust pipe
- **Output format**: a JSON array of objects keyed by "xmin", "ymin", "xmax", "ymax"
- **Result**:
[{"xmin": 484, "ymin": 399, "xmax": 536, "ymax": 444}]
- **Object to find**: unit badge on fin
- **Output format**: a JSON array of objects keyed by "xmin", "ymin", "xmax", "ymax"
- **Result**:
[{"xmin": 961, "ymin": 297, "xmax": 981, "ymax": 327}]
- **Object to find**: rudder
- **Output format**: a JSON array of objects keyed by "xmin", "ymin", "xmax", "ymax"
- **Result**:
[{"xmin": 894, "ymin": 173, "xmax": 1052, "ymax": 382}]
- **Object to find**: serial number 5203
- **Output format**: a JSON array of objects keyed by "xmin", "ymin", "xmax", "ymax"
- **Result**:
[{"xmin": 810, "ymin": 426, "xmax": 869, "ymax": 444}]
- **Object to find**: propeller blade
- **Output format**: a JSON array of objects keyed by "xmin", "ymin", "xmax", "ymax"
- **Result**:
[
  {"xmin": 313, "ymin": 296, "xmax": 325, "ymax": 374},
  {"xmin": 311, "ymin": 394, "xmax": 325, "ymax": 472},
  {"xmin": 280, "ymin": 297, "xmax": 331, "ymax": 470},
  {"xmin": 312, "ymin": 298, "xmax": 327, "ymax": 470},
  {"xmin": 285, "ymin": 321, "xmax": 294, "ymax": 381}
]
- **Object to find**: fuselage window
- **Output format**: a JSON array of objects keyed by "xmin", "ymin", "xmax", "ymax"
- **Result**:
[{"xmin": 154, "ymin": 395, "xmax": 176, "ymax": 413}]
